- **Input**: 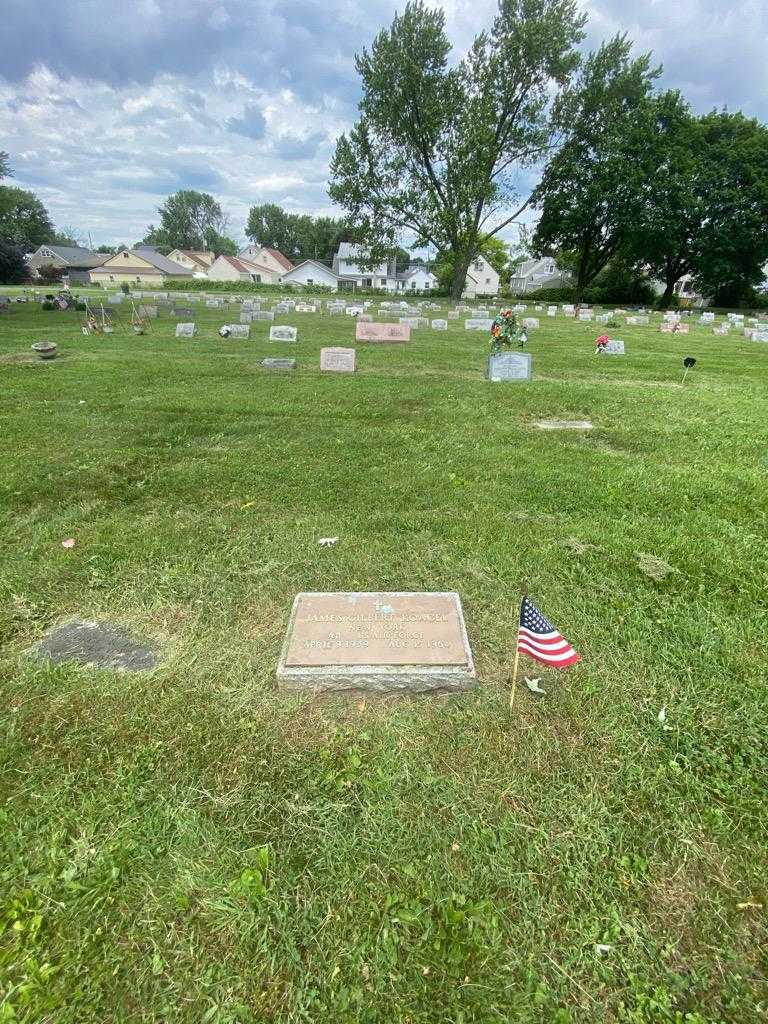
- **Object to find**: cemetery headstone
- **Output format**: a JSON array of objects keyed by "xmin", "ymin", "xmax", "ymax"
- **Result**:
[
  {"xmin": 356, "ymin": 322, "xmax": 410, "ymax": 343},
  {"xmin": 138, "ymin": 305, "xmax": 158, "ymax": 318},
  {"xmin": 465, "ymin": 318, "xmax": 494, "ymax": 331},
  {"xmin": 602, "ymin": 340, "xmax": 625, "ymax": 355},
  {"xmin": 487, "ymin": 351, "xmax": 532, "ymax": 381},
  {"xmin": 270, "ymin": 325, "xmax": 298, "ymax": 342},
  {"xmin": 173, "ymin": 306, "xmax": 193, "ymax": 317},
  {"xmin": 253, "ymin": 311, "xmax": 275, "ymax": 321},
  {"xmin": 223, "ymin": 324, "xmax": 250, "ymax": 339},
  {"xmin": 320, "ymin": 347, "xmax": 356, "ymax": 373},
  {"xmin": 35, "ymin": 619, "xmax": 157, "ymax": 671},
  {"xmin": 431, "ymin": 319, "xmax": 448, "ymax": 330},
  {"xmin": 175, "ymin": 323, "xmax": 197, "ymax": 338},
  {"xmin": 277, "ymin": 591, "xmax": 475, "ymax": 693},
  {"xmin": 522, "ymin": 318, "xmax": 540, "ymax": 329},
  {"xmin": 261, "ymin": 357, "xmax": 297, "ymax": 371}
]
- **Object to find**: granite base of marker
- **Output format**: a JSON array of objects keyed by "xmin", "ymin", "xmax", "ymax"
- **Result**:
[{"xmin": 278, "ymin": 664, "xmax": 476, "ymax": 694}]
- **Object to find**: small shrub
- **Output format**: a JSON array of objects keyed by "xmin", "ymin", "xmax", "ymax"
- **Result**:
[
  {"xmin": 120, "ymin": 283, "xmax": 130, "ymax": 295},
  {"xmin": 41, "ymin": 300, "xmax": 56, "ymax": 311}
]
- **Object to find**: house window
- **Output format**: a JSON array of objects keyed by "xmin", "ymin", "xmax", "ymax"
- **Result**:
[
  {"xmin": 474, "ymin": 260, "xmax": 483, "ymax": 271},
  {"xmin": 307, "ymin": 278, "xmax": 314, "ymax": 285},
  {"xmin": 123, "ymin": 252, "xmax": 130, "ymax": 259},
  {"xmin": 109, "ymin": 275, "xmax": 114, "ymax": 281},
  {"xmin": 411, "ymin": 282, "xmax": 416, "ymax": 289},
  {"xmin": 486, "ymin": 278, "xmax": 491, "ymax": 284}
]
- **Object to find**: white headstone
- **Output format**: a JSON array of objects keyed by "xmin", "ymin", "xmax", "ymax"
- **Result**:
[
  {"xmin": 487, "ymin": 351, "xmax": 532, "ymax": 381},
  {"xmin": 269, "ymin": 325, "xmax": 298, "ymax": 342},
  {"xmin": 175, "ymin": 323, "xmax": 197, "ymax": 338}
]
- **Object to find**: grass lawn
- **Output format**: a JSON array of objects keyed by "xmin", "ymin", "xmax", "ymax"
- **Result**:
[{"xmin": 1, "ymin": 298, "xmax": 766, "ymax": 1023}]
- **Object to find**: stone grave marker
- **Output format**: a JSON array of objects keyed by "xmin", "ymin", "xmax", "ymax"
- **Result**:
[
  {"xmin": 535, "ymin": 420, "xmax": 593, "ymax": 430},
  {"xmin": 262, "ymin": 357, "xmax": 296, "ymax": 371},
  {"xmin": 175, "ymin": 323, "xmax": 197, "ymax": 338},
  {"xmin": 522, "ymin": 317, "xmax": 540, "ymax": 329},
  {"xmin": 35, "ymin": 620, "xmax": 157, "ymax": 671},
  {"xmin": 138, "ymin": 305, "xmax": 158, "ymax": 318},
  {"xmin": 700, "ymin": 312, "xmax": 715, "ymax": 323},
  {"xmin": 487, "ymin": 351, "xmax": 532, "ymax": 381},
  {"xmin": 448, "ymin": 311, "xmax": 460, "ymax": 319},
  {"xmin": 240, "ymin": 311, "xmax": 253, "ymax": 324},
  {"xmin": 751, "ymin": 330, "xmax": 768, "ymax": 342},
  {"xmin": 358, "ymin": 313, "xmax": 374, "ymax": 323},
  {"xmin": 205, "ymin": 299, "xmax": 223, "ymax": 308},
  {"xmin": 224, "ymin": 324, "xmax": 250, "ymax": 339},
  {"xmin": 602, "ymin": 340, "xmax": 625, "ymax": 355},
  {"xmin": 277, "ymin": 591, "xmax": 475, "ymax": 693},
  {"xmin": 321, "ymin": 347, "xmax": 356, "ymax": 373},
  {"xmin": 547, "ymin": 306, "xmax": 557, "ymax": 316},
  {"xmin": 108, "ymin": 294, "xmax": 123, "ymax": 304},
  {"xmin": 173, "ymin": 306, "xmax": 193, "ymax": 317},
  {"xmin": 346, "ymin": 306, "xmax": 364, "ymax": 316},
  {"xmin": 270, "ymin": 325, "xmax": 298, "ymax": 342},
  {"xmin": 578, "ymin": 311, "xmax": 594, "ymax": 321},
  {"xmin": 253, "ymin": 311, "xmax": 275, "ymax": 321},
  {"xmin": 465, "ymin": 318, "xmax": 493, "ymax": 331},
  {"xmin": 356, "ymin": 322, "xmax": 410, "ymax": 343},
  {"xmin": 431, "ymin": 319, "xmax": 448, "ymax": 330},
  {"xmin": 626, "ymin": 315, "xmax": 649, "ymax": 325}
]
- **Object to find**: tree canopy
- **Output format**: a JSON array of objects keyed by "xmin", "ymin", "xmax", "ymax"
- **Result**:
[
  {"xmin": 143, "ymin": 190, "xmax": 237, "ymax": 254},
  {"xmin": 329, "ymin": 0, "xmax": 586, "ymax": 299},
  {"xmin": 0, "ymin": 185, "xmax": 55, "ymax": 250},
  {"xmin": 246, "ymin": 204, "xmax": 353, "ymax": 264}
]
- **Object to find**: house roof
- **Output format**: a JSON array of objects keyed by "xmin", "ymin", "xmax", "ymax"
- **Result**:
[
  {"xmin": 172, "ymin": 250, "xmax": 213, "ymax": 270},
  {"xmin": 283, "ymin": 259, "xmax": 338, "ymax": 279},
  {"xmin": 397, "ymin": 267, "xmax": 436, "ymax": 281},
  {"xmin": 260, "ymin": 247, "xmax": 293, "ymax": 272},
  {"xmin": 91, "ymin": 249, "xmax": 190, "ymax": 275},
  {"xmin": 217, "ymin": 254, "xmax": 275, "ymax": 276},
  {"xmin": 35, "ymin": 244, "xmax": 109, "ymax": 268}
]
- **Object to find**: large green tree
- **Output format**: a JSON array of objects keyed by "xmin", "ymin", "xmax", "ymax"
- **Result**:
[
  {"xmin": 531, "ymin": 35, "xmax": 660, "ymax": 300},
  {"xmin": 245, "ymin": 204, "xmax": 352, "ymax": 263},
  {"xmin": 143, "ymin": 190, "xmax": 233, "ymax": 253},
  {"xmin": 329, "ymin": 0, "xmax": 585, "ymax": 300},
  {"xmin": 0, "ymin": 186, "xmax": 55, "ymax": 250},
  {"xmin": 435, "ymin": 235, "xmax": 509, "ymax": 289},
  {"xmin": 0, "ymin": 240, "xmax": 29, "ymax": 283}
]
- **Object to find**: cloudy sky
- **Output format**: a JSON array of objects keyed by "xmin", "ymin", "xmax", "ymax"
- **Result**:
[{"xmin": 1, "ymin": 0, "xmax": 766, "ymax": 248}]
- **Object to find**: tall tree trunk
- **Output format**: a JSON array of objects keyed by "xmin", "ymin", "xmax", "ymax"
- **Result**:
[
  {"xmin": 659, "ymin": 280, "xmax": 676, "ymax": 308},
  {"xmin": 451, "ymin": 252, "xmax": 473, "ymax": 302}
]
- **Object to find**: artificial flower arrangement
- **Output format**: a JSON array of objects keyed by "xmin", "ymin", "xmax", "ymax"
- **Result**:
[{"xmin": 490, "ymin": 309, "xmax": 526, "ymax": 353}]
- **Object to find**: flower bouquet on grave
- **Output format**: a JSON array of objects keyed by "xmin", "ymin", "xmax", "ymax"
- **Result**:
[{"xmin": 490, "ymin": 310, "xmax": 525, "ymax": 353}]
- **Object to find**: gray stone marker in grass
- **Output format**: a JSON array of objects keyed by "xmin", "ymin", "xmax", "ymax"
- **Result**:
[
  {"xmin": 277, "ymin": 591, "xmax": 475, "ymax": 693},
  {"xmin": 253, "ymin": 311, "xmax": 275, "ymax": 321},
  {"xmin": 487, "ymin": 351, "xmax": 532, "ymax": 382},
  {"xmin": 138, "ymin": 305, "xmax": 158, "ymax": 318},
  {"xmin": 173, "ymin": 306, "xmax": 193, "ymax": 317},
  {"xmin": 602, "ymin": 340, "xmax": 625, "ymax": 355},
  {"xmin": 175, "ymin": 323, "xmax": 197, "ymax": 338},
  {"xmin": 35, "ymin": 620, "xmax": 157, "ymax": 671},
  {"xmin": 224, "ymin": 324, "xmax": 250, "ymax": 339},
  {"xmin": 270, "ymin": 325, "xmax": 298, "ymax": 342},
  {"xmin": 321, "ymin": 346, "xmax": 356, "ymax": 372},
  {"xmin": 431, "ymin": 319, "xmax": 448, "ymax": 330},
  {"xmin": 535, "ymin": 419, "xmax": 593, "ymax": 430},
  {"xmin": 262, "ymin": 357, "xmax": 297, "ymax": 371},
  {"xmin": 466, "ymin": 318, "xmax": 493, "ymax": 331},
  {"xmin": 240, "ymin": 311, "xmax": 253, "ymax": 324}
]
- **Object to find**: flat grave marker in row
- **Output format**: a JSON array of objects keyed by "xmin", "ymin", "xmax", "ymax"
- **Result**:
[
  {"xmin": 175, "ymin": 323, "xmax": 197, "ymax": 338},
  {"xmin": 262, "ymin": 357, "xmax": 296, "ymax": 371},
  {"xmin": 466, "ymin": 318, "xmax": 493, "ymax": 331},
  {"xmin": 487, "ymin": 351, "xmax": 532, "ymax": 381},
  {"xmin": 277, "ymin": 591, "xmax": 475, "ymax": 693}
]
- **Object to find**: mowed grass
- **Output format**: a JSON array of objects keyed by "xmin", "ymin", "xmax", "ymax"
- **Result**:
[{"xmin": 1, "ymin": 298, "xmax": 767, "ymax": 1023}]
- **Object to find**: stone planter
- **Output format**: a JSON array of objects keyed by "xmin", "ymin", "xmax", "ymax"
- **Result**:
[{"xmin": 31, "ymin": 341, "xmax": 58, "ymax": 360}]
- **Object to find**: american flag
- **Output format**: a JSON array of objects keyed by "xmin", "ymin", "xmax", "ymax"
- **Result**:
[{"xmin": 517, "ymin": 596, "xmax": 581, "ymax": 668}]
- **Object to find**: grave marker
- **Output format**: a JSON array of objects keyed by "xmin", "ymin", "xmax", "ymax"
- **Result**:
[
  {"xmin": 270, "ymin": 326, "xmax": 298, "ymax": 342},
  {"xmin": 277, "ymin": 591, "xmax": 475, "ymax": 693},
  {"xmin": 465, "ymin": 318, "xmax": 493, "ymax": 331},
  {"xmin": 356, "ymin": 322, "xmax": 410, "ymax": 343},
  {"xmin": 175, "ymin": 323, "xmax": 197, "ymax": 338},
  {"xmin": 262, "ymin": 357, "xmax": 296, "ymax": 371},
  {"xmin": 431, "ymin": 319, "xmax": 448, "ymax": 330},
  {"xmin": 320, "ymin": 347, "xmax": 356, "ymax": 373},
  {"xmin": 487, "ymin": 351, "xmax": 532, "ymax": 381}
]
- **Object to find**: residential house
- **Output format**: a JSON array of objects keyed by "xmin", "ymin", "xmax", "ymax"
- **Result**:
[
  {"xmin": 89, "ymin": 247, "xmax": 192, "ymax": 285},
  {"xmin": 166, "ymin": 250, "xmax": 215, "ymax": 276},
  {"xmin": 397, "ymin": 266, "xmax": 438, "ymax": 291},
  {"xmin": 280, "ymin": 259, "xmax": 341, "ymax": 290},
  {"xmin": 332, "ymin": 242, "xmax": 398, "ymax": 291},
  {"xmin": 207, "ymin": 254, "xmax": 280, "ymax": 284},
  {"xmin": 462, "ymin": 255, "xmax": 501, "ymax": 298},
  {"xmin": 238, "ymin": 245, "xmax": 294, "ymax": 276},
  {"xmin": 508, "ymin": 257, "xmax": 570, "ymax": 294},
  {"xmin": 27, "ymin": 244, "xmax": 110, "ymax": 284}
]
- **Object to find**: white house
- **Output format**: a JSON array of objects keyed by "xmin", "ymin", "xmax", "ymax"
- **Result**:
[
  {"xmin": 509, "ymin": 258, "xmax": 571, "ymax": 294},
  {"xmin": 462, "ymin": 255, "xmax": 500, "ymax": 298},
  {"xmin": 332, "ymin": 243, "xmax": 398, "ymax": 291},
  {"xmin": 238, "ymin": 245, "xmax": 294, "ymax": 276},
  {"xmin": 207, "ymin": 254, "xmax": 280, "ymax": 284},
  {"xmin": 280, "ymin": 259, "xmax": 341, "ymax": 290},
  {"xmin": 397, "ymin": 266, "xmax": 438, "ymax": 291}
]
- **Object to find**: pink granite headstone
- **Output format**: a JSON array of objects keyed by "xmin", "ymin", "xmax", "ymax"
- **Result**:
[{"xmin": 355, "ymin": 322, "xmax": 411, "ymax": 343}]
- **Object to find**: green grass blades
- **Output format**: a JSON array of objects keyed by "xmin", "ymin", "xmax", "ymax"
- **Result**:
[{"xmin": 1, "ymin": 298, "xmax": 767, "ymax": 1022}]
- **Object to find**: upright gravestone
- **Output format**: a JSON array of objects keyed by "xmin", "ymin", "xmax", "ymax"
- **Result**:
[
  {"xmin": 240, "ymin": 311, "xmax": 253, "ymax": 324},
  {"xmin": 224, "ymin": 324, "xmax": 250, "ymax": 339},
  {"xmin": 175, "ymin": 323, "xmax": 197, "ymax": 338},
  {"xmin": 321, "ymin": 347, "xmax": 356, "ymax": 373},
  {"xmin": 270, "ymin": 325, "xmax": 298, "ymax": 342},
  {"xmin": 138, "ymin": 305, "xmax": 158, "ymax": 318},
  {"xmin": 277, "ymin": 591, "xmax": 475, "ymax": 693},
  {"xmin": 487, "ymin": 351, "xmax": 532, "ymax": 382},
  {"xmin": 431, "ymin": 319, "xmax": 448, "ymax": 331},
  {"xmin": 465, "ymin": 318, "xmax": 493, "ymax": 331},
  {"xmin": 602, "ymin": 340, "xmax": 625, "ymax": 355},
  {"xmin": 253, "ymin": 311, "xmax": 275, "ymax": 322}
]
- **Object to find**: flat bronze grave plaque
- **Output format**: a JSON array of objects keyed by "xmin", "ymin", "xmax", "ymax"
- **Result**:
[{"xmin": 277, "ymin": 592, "xmax": 475, "ymax": 693}]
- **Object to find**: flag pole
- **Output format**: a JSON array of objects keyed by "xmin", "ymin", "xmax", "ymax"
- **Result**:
[
  {"xmin": 509, "ymin": 581, "xmax": 528, "ymax": 711},
  {"xmin": 682, "ymin": 366, "xmax": 689, "ymax": 385}
]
